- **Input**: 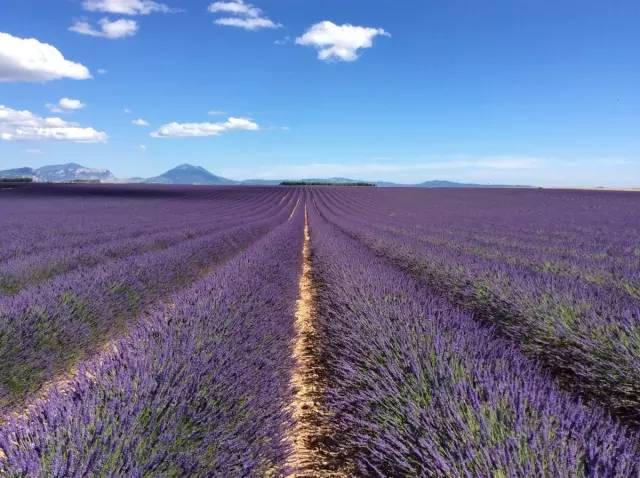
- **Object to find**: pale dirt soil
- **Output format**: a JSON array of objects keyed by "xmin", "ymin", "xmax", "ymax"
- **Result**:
[{"xmin": 284, "ymin": 207, "xmax": 351, "ymax": 478}]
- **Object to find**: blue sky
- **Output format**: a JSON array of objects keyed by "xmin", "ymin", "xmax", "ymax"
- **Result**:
[{"xmin": 1, "ymin": 0, "xmax": 639, "ymax": 186}]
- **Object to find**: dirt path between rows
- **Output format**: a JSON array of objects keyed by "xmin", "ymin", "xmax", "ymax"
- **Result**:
[{"xmin": 285, "ymin": 207, "xmax": 350, "ymax": 477}]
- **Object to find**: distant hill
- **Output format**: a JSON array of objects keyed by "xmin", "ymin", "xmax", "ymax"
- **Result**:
[
  {"xmin": 281, "ymin": 180, "xmax": 376, "ymax": 186},
  {"xmin": 240, "ymin": 178, "xmax": 369, "ymax": 186},
  {"xmin": 0, "ymin": 162, "xmax": 530, "ymax": 188},
  {"xmin": 246, "ymin": 178, "xmax": 526, "ymax": 188},
  {"xmin": 144, "ymin": 164, "xmax": 236, "ymax": 185},
  {"xmin": 242, "ymin": 177, "xmax": 382, "ymax": 186},
  {"xmin": 35, "ymin": 163, "xmax": 115, "ymax": 182},
  {"xmin": 0, "ymin": 163, "xmax": 115, "ymax": 182},
  {"xmin": 0, "ymin": 167, "xmax": 34, "ymax": 178}
]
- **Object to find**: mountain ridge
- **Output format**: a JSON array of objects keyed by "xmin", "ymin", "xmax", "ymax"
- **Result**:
[
  {"xmin": 0, "ymin": 163, "xmax": 115, "ymax": 183},
  {"xmin": 144, "ymin": 164, "xmax": 236, "ymax": 185},
  {"xmin": 0, "ymin": 162, "xmax": 530, "ymax": 188}
]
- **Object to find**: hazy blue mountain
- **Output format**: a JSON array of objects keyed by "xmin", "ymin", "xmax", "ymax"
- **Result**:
[
  {"xmin": 244, "ymin": 178, "xmax": 526, "ymax": 187},
  {"xmin": 1, "ymin": 162, "xmax": 529, "ymax": 187},
  {"xmin": 144, "ymin": 164, "xmax": 237, "ymax": 185},
  {"xmin": 0, "ymin": 167, "xmax": 35, "ymax": 178},
  {"xmin": 0, "ymin": 163, "xmax": 115, "ymax": 182},
  {"xmin": 35, "ymin": 163, "xmax": 115, "ymax": 182}
]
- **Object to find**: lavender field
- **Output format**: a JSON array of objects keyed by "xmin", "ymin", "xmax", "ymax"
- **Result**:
[{"xmin": 1, "ymin": 183, "xmax": 639, "ymax": 477}]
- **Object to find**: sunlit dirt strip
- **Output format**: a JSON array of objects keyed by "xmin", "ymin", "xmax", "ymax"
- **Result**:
[
  {"xmin": 289, "ymin": 197, "xmax": 301, "ymax": 221},
  {"xmin": 285, "ymin": 206, "xmax": 349, "ymax": 478},
  {"xmin": 280, "ymin": 191, "xmax": 291, "ymax": 204}
]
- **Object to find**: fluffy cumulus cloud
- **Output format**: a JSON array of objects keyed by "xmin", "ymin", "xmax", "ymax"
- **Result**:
[
  {"xmin": 132, "ymin": 118, "xmax": 149, "ymax": 126},
  {"xmin": 0, "ymin": 32, "xmax": 91, "ymax": 82},
  {"xmin": 215, "ymin": 17, "xmax": 279, "ymax": 30},
  {"xmin": 70, "ymin": 18, "xmax": 139, "ymax": 39},
  {"xmin": 151, "ymin": 117, "xmax": 259, "ymax": 138},
  {"xmin": 60, "ymin": 98, "xmax": 86, "ymax": 110},
  {"xmin": 82, "ymin": 0, "xmax": 174, "ymax": 15},
  {"xmin": 47, "ymin": 97, "xmax": 86, "ymax": 113},
  {"xmin": 0, "ymin": 105, "xmax": 107, "ymax": 143},
  {"xmin": 296, "ymin": 21, "xmax": 389, "ymax": 61},
  {"xmin": 208, "ymin": 0, "xmax": 259, "ymax": 16},
  {"xmin": 208, "ymin": 1, "xmax": 280, "ymax": 30}
]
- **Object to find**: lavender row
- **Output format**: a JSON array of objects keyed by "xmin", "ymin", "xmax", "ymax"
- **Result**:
[
  {"xmin": 314, "ymin": 189, "xmax": 640, "ymax": 422},
  {"xmin": 0, "ymin": 192, "xmax": 286, "ymax": 296},
  {"xmin": 319, "ymin": 189, "xmax": 640, "ymax": 304},
  {"xmin": 319, "ymin": 188, "xmax": 640, "ymax": 296},
  {"xmin": 0, "ymin": 197, "xmax": 295, "ymax": 412},
  {"xmin": 0, "ymin": 204, "xmax": 304, "ymax": 477},
  {"xmin": 307, "ymin": 204, "xmax": 640, "ymax": 477},
  {"xmin": 325, "ymin": 187, "xmax": 640, "ymax": 258},
  {"xmin": 0, "ymin": 185, "xmax": 284, "ymax": 261}
]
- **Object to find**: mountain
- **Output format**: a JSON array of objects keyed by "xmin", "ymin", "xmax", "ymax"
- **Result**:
[
  {"xmin": 35, "ymin": 163, "xmax": 115, "ymax": 182},
  {"xmin": 0, "ymin": 167, "xmax": 34, "ymax": 178},
  {"xmin": 242, "ymin": 177, "xmax": 370, "ymax": 186},
  {"xmin": 0, "ymin": 163, "xmax": 115, "ymax": 182},
  {"xmin": 0, "ymin": 162, "xmax": 530, "ymax": 188},
  {"xmin": 244, "ymin": 178, "xmax": 526, "ymax": 188},
  {"xmin": 144, "ymin": 164, "xmax": 237, "ymax": 185}
]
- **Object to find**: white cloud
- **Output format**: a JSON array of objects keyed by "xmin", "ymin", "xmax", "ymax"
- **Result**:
[
  {"xmin": 0, "ymin": 105, "xmax": 107, "ymax": 143},
  {"xmin": 208, "ymin": 1, "xmax": 259, "ymax": 16},
  {"xmin": 47, "ymin": 98, "xmax": 85, "ymax": 113},
  {"xmin": 296, "ymin": 21, "xmax": 389, "ymax": 61},
  {"xmin": 0, "ymin": 32, "xmax": 91, "ymax": 82},
  {"xmin": 82, "ymin": 0, "xmax": 175, "ymax": 15},
  {"xmin": 70, "ymin": 18, "xmax": 139, "ymax": 39},
  {"xmin": 138, "ymin": 144, "xmax": 147, "ymax": 150},
  {"xmin": 214, "ymin": 17, "xmax": 279, "ymax": 30},
  {"xmin": 151, "ymin": 117, "xmax": 259, "ymax": 138},
  {"xmin": 209, "ymin": 1, "xmax": 280, "ymax": 30},
  {"xmin": 132, "ymin": 118, "xmax": 149, "ymax": 126},
  {"xmin": 97, "ymin": 68, "xmax": 108, "ymax": 74},
  {"xmin": 25, "ymin": 148, "xmax": 43, "ymax": 154},
  {"xmin": 207, "ymin": 110, "xmax": 226, "ymax": 116},
  {"xmin": 124, "ymin": 107, "xmax": 132, "ymax": 114},
  {"xmin": 60, "ymin": 98, "xmax": 86, "ymax": 111}
]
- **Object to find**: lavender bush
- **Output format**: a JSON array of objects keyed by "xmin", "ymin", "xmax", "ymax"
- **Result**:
[
  {"xmin": 307, "ymin": 202, "xmax": 640, "ymax": 477},
  {"xmin": 313, "ymin": 188, "xmax": 640, "ymax": 422},
  {"xmin": 0, "ymin": 186, "xmax": 295, "ymax": 411},
  {"xmin": 0, "ymin": 204, "xmax": 304, "ymax": 477}
]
